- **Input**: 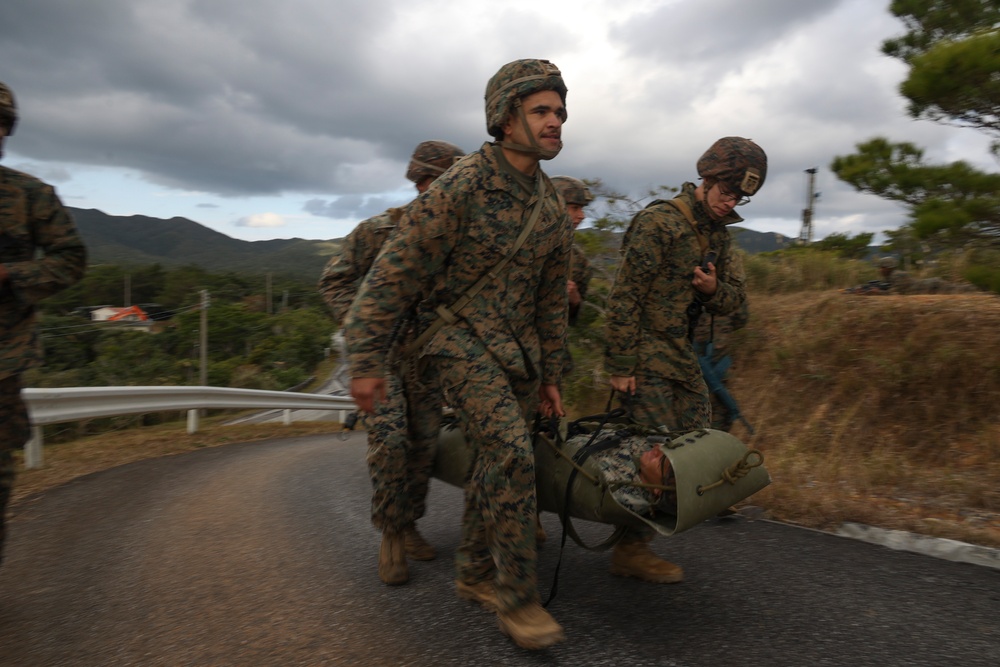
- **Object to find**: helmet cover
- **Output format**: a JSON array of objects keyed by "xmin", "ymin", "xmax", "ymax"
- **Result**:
[
  {"xmin": 485, "ymin": 59, "xmax": 567, "ymax": 141},
  {"xmin": 406, "ymin": 140, "xmax": 465, "ymax": 183},
  {"xmin": 697, "ymin": 137, "xmax": 767, "ymax": 196},
  {"xmin": 551, "ymin": 175, "xmax": 594, "ymax": 206}
]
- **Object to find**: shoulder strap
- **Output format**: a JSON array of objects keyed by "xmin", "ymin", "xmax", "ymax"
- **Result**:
[
  {"xmin": 664, "ymin": 197, "xmax": 709, "ymax": 257},
  {"xmin": 403, "ymin": 172, "xmax": 547, "ymax": 357}
]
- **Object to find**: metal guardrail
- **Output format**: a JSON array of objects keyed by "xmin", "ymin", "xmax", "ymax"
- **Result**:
[{"xmin": 21, "ymin": 386, "xmax": 358, "ymax": 470}]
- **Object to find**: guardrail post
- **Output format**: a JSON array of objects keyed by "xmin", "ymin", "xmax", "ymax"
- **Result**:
[
  {"xmin": 24, "ymin": 426, "xmax": 44, "ymax": 469},
  {"xmin": 283, "ymin": 409, "xmax": 292, "ymax": 425},
  {"xmin": 187, "ymin": 409, "xmax": 199, "ymax": 434}
]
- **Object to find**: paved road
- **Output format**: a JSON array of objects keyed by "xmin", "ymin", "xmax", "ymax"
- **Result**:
[{"xmin": 1, "ymin": 432, "xmax": 998, "ymax": 666}]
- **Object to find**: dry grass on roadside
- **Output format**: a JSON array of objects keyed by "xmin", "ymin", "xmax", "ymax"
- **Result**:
[{"xmin": 728, "ymin": 291, "xmax": 1000, "ymax": 548}]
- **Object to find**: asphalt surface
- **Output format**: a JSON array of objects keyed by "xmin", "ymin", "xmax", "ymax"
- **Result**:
[{"xmin": 1, "ymin": 432, "xmax": 998, "ymax": 666}]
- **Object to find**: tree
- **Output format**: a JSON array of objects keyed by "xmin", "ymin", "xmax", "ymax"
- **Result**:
[
  {"xmin": 883, "ymin": 0, "xmax": 1000, "ymax": 149},
  {"xmin": 831, "ymin": 138, "xmax": 1000, "ymax": 247},
  {"xmin": 881, "ymin": 226, "xmax": 930, "ymax": 266},
  {"xmin": 90, "ymin": 330, "xmax": 183, "ymax": 386},
  {"xmin": 812, "ymin": 232, "xmax": 876, "ymax": 259},
  {"xmin": 832, "ymin": 4, "xmax": 1000, "ymax": 253},
  {"xmin": 585, "ymin": 178, "xmax": 677, "ymax": 235}
]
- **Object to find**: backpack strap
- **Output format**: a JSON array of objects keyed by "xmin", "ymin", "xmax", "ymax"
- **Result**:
[
  {"xmin": 662, "ymin": 197, "xmax": 709, "ymax": 257},
  {"xmin": 403, "ymin": 172, "xmax": 547, "ymax": 358},
  {"xmin": 659, "ymin": 197, "xmax": 716, "ymax": 342}
]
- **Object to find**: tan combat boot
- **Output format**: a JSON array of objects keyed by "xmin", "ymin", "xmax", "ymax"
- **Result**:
[
  {"xmin": 609, "ymin": 538, "xmax": 683, "ymax": 583},
  {"xmin": 403, "ymin": 523, "xmax": 436, "ymax": 561},
  {"xmin": 455, "ymin": 578, "xmax": 498, "ymax": 611},
  {"xmin": 535, "ymin": 516, "xmax": 547, "ymax": 546},
  {"xmin": 378, "ymin": 531, "xmax": 408, "ymax": 585},
  {"xmin": 497, "ymin": 603, "xmax": 565, "ymax": 650}
]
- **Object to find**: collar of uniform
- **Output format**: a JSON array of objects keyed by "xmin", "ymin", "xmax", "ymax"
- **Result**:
[{"xmin": 481, "ymin": 142, "xmax": 537, "ymax": 205}]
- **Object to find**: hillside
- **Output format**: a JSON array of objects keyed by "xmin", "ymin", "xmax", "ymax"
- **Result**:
[
  {"xmin": 730, "ymin": 226, "xmax": 794, "ymax": 253},
  {"xmin": 69, "ymin": 207, "xmax": 790, "ymax": 280},
  {"xmin": 70, "ymin": 208, "xmax": 341, "ymax": 280}
]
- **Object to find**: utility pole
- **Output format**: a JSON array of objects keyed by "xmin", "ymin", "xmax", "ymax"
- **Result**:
[
  {"xmin": 124, "ymin": 273, "xmax": 131, "ymax": 307},
  {"xmin": 199, "ymin": 290, "xmax": 209, "ymax": 387},
  {"xmin": 799, "ymin": 167, "xmax": 818, "ymax": 245},
  {"xmin": 266, "ymin": 272, "xmax": 272, "ymax": 315}
]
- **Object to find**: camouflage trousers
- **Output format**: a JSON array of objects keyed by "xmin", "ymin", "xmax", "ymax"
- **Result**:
[
  {"xmin": 0, "ymin": 374, "xmax": 30, "ymax": 564},
  {"xmin": 364, "ymin": 364, "xmax": 442, "ymax": 533},
  {"xmin": 619, "ymin": 373, "xmax": 711, "ymax": 433},
  {"xmin": 616, "ymin": 373, "xmax": 710, "ymax": 543},
  {"xmin": 431, "ymin": 355, "xmax": 541, "ymax": 613}
]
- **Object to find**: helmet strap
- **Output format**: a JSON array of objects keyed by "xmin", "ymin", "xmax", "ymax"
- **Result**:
[
  {"xmin": 696, "ymin": 185, "xmax": 725, "ymax": 222},
  {"xmin": 499, "ymin": 99, "xmax": 561, "ymax": 161}
]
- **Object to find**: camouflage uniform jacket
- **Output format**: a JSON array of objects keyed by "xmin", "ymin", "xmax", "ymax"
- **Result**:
[
  {"xmin": 585, "ymin": 430, "xmax": 674, "ymax": 517},
  {"xmin": 569, "ymin": 241, "xmax": 593, "ymax": 326},
  {"xmin": 345, "ymin": 142, "xmax": 571, "ymax": 384},
  {"xmin": 693, "ymin": 253, "xmax": 748, "ymax": 352},
  {"xmin": 604, "ymin": 182, "xmax": 746, "ymax": 380},
  {"xmin": 318, "ymin": 209, "xmax": 401, "ymax": 325},
  {"xmin": 0, "ymin": 165, "xmax": 87, "ymax": 380}
]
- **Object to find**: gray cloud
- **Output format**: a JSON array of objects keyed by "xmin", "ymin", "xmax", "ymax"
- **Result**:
[
  {"xmin": 611, "ymin": 0, "xmax": 833, "ymax": 68},
  {"xmin": 303, "ymin": 194, "xmax": 409, "ymax": 221},
  {"xmin": 1, "ymin": 0, "xmax": 483, "ymax": 196},
  {"xmin": 0, "ymin": 0, "xmax": 993, "ymax": 243}
]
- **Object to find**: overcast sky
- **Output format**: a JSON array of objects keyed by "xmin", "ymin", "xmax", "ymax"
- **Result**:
[{"xmin": 1, "ymin": 0, "xmax": 995, "ymax": 243}]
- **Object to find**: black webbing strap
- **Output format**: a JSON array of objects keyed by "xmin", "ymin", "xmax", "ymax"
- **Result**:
[{"xmin": 542, "ymin": 411, "xmax": 629, "ymax": 608}]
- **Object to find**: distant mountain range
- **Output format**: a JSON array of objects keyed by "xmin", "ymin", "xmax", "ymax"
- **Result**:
[
  {"xmin": 70, "ymin": 208, "xmax": 341, "ymax": 280},
  {"xmin": 730, "ymin": 226, "xmax": 796, "ymax": 254},
  {"xmin": 70, "ymin": 207, "xmax": 794, "ymax": 280}
]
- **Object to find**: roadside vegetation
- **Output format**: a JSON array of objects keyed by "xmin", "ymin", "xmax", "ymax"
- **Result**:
[
  {"xmin": 15, "ymin": 249, "xmax": 1000, "ymax": 551},
  {"xmin": 561, "ymin": 248, "xmax": 1000, "ymax": 549},
  {"xmin": 28, "ymin": 263, "xmax": 336, "ymax": 440}
]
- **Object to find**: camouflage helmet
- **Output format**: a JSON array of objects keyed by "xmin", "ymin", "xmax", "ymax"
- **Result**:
[
  {"xmin": 406, "ymin": 140, "xmax": 465, "ymax": 184},
  {"xmin": 485, "ymin": 59, "xmax": 567, "ymax": 141},
  {"xmin": 878, "ymin": 256, "xmax": 899, "ymax": 269},
  {"xmin": 551, "ymin": 176, "xmax": 594, "ymax": 206},
  {"xmin": 0, "ymin": 81, "xmax": 17, "ymax": 135},
  {"xmin": 697, "ymin": 137, "xmax": 767, "ymax": 197}
]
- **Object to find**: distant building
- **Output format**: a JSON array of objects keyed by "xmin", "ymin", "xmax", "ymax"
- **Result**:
[{"xmin": 90, "ymin": 305, "xmax": 154, "ymax": 332}]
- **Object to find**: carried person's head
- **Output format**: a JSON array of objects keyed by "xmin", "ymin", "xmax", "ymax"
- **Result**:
[
  {"xmin": 638, "ymin": 445, "xmax": 676, "ymax": 502},
  {"xmin": 485, "ymin": 59, "xmax": 567, "ymax": 161},
  {"xmin": 696, "ymin": 137, "xmax": 767, "ymax": 220},
  {"xmin": 407, "ymin": 140, "xmax": 465, "ymax": 193}
]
